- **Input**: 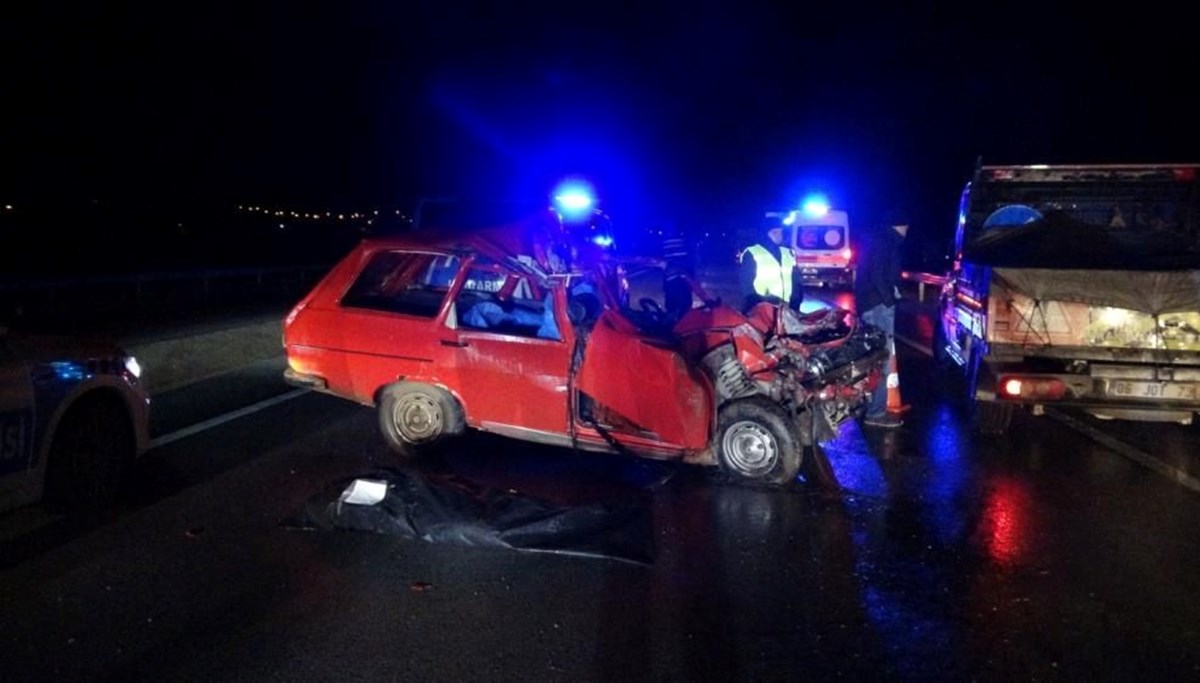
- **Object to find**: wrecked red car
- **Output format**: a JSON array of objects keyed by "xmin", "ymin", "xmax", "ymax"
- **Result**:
[{"xmin": 282, "ymin": 215, "xmax": 888, "ymax": 484}]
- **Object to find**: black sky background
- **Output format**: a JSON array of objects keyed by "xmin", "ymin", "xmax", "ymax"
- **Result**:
[{"xmin": 4, "ymin": 2, "xmax": 1199, "ymax": 255}]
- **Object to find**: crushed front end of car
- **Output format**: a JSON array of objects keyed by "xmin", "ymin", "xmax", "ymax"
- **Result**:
[{"xmin": 670, "ymin": 300, "xmax": 888, "ymax": 481}]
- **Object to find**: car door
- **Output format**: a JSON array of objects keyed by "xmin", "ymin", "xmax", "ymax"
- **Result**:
[
  {"xmin": 0, "ymin": 339, "xmax": 35, "ymax": 508},
  {"xmin": 444, "ymin": 259, "xmax": 574, "ymax": 441},
  {"xmin": 573, "ymin": 309, "xmax": 712, "ymax": 452}
]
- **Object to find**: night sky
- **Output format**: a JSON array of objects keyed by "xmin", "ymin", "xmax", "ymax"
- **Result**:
[{"xmin": 4, "ymin": 3, "xmax": 1199, "ymax": 250}]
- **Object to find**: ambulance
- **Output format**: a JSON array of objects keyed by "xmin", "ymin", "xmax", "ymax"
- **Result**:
[{"xmin": 769, "ymin": 199, "xmax": 854, "ymax": 289}]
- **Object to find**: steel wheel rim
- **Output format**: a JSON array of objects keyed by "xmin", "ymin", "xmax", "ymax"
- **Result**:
[
  {"xmin": 393, "ymin": 394, "xmax": 443, "ymax": 442},
  {"xmin": 721, "ymin": 420, "xmax": 778, "ymax": 477}
]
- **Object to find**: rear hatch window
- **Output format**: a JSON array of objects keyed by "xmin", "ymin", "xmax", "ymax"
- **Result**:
[{"xmin": 341, "ymin": 251, "xmax": 460, "ymax": 317}]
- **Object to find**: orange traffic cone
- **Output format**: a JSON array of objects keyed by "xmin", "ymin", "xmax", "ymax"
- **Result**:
[{"xmin": 886, "ymin": 349, "xmax": 910, "ymax": 414}]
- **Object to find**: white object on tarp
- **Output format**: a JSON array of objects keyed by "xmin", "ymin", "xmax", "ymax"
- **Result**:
[{"xmin": 340, "ymin": 479, "xmax": 388, "ymax": 506}]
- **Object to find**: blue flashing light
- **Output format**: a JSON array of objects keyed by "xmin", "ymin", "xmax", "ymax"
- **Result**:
[
  {"xmin": 553, "ymin": 182, "xmax": 595, "ymax": 215},
  {"xmin": 591, "ymin": 233, "xmax": 614, "ymax": 248},
  {"xmin": 802, "ymin": 195, "xmax": 830, "ymax": 219},
  {"xmin": 49, "ymin": 361, "xmax": 89, "ymax": 382}
]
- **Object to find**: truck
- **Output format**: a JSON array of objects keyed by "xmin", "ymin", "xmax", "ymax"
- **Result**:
[{"xmin": 935, "ymin": 163, "xmax": 1200, "ymax": 432}]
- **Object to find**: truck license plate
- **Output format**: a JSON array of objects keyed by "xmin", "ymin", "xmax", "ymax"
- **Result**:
[{"xmin": 1108, "ymin": 381, "xmax": 1198, "ymax": 401}]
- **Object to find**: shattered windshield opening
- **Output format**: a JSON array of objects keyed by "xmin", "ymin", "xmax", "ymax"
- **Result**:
[{"xmin": 963, "ymin": 177, "xmax": 1200, "ymax": 269}]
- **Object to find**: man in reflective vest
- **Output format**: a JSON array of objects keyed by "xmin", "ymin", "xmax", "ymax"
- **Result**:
[{"xmin": 738, "ymin": 217, "xmax": 803, "ymax": 312}]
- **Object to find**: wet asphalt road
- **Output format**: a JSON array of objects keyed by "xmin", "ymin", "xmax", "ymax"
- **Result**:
[{"xmin": 3, "ymin": 293, "xmax": 1200, "ymax": 681}]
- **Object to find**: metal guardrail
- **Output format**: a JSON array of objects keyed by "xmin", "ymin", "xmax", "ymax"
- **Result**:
[{"xmin": 900, "ymin": 271, "xmax": 948, "ymax": 302}]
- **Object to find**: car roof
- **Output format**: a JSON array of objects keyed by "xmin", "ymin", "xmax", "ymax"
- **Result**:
[{"xmin": 359, "ymin": 223, "xmax": 549, "ymax": 277}]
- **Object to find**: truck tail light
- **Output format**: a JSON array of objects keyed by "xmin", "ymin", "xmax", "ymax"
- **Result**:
[{"xmin": 998, "ymin": 375, "xmax": 1066, "ymax": 400}]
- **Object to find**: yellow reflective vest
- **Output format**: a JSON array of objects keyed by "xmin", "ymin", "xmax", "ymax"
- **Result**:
[{"xmin": 740, "ymin": 244, "xmax": 796, "ymax": 302}]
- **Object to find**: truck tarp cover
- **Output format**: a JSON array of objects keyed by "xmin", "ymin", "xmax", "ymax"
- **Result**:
[
  {"xmin": 289, "ymin": 468, "xmax": 655, "ymax": 564},
  {"xmin": 992, "ymin": 268, "xmax": 1200, "ymax": 315}
]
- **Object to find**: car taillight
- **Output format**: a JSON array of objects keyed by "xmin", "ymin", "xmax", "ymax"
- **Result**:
[{"xmin": 998, "ymin": 375, "xmax": 1066, "ymax": 400}]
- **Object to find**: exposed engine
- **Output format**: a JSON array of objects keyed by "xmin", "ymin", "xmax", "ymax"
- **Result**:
[{"xmin": 675, "ymin": 302, "xmax": 888, "ymax": 442}]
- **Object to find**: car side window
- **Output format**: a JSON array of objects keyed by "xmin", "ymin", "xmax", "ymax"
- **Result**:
[
  {"xmin": 455, "ymin": 259, "xmax": 561, "ymax": 340},
  {"xmin": 341, "ymin": 251, "xmax": 459, "ymax": 318}
]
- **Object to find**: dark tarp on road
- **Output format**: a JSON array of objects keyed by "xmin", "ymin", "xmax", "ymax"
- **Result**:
[{"xmin": 285, "ymin": 467, "xmax": 655, "ymax": 565}]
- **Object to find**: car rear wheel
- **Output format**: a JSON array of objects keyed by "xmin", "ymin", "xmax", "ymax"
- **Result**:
[
  {"xmin": 378, "ymin": 382, "xmax": 465, "ymax": 458},
  {"xmin": 44, "ymin": 396, "xmax": 134, "ymax": 514},
  {"xmin": 716, "ymin": 397, "xmax": 802, "ymax": 485}
]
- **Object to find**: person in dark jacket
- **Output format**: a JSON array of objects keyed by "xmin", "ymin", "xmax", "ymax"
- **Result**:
[
  {"xmin": 854, "ymin": 212, "xmax": 909, "ymax": 428},
  {"xmin": 738, "ymin": 217, "xmax": 804, "ymax": 313}
]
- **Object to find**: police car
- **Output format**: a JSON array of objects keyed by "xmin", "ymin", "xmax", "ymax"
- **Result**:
[{"xmin": 0, "ymin": 327, "xmax": 149, "ymax": 514}]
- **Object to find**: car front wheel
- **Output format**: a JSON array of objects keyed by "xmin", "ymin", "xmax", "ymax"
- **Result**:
[
  {"xmin": 715, "ymin": 397, "xmax": 802, "ymax": 485},
  {"xmin": 44, "ymin": 396, "xmax": 135, "ymax": 514},
  {"xmin": 377, "ymin": 382, "xmax": 465, "ymax": 458}
]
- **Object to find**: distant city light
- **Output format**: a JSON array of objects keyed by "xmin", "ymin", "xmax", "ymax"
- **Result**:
[
  {"xmin": 3, "ymin": 204, "xmax": 12, "ymax": 211},
  {"xmin": 232, "ymin": 203, "xmax": 416, "ymax": 225}
]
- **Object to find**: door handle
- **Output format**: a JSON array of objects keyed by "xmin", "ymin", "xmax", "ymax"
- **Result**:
[{"xmin": 440, "ymin": 339, "xmax": 469, "ymax": 348}]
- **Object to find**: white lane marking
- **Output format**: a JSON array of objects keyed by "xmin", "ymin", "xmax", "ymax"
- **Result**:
[
  {"xmin": 148, "ymin": 388, "xmax": 310, "ymax": 450},
  {"xmin": 1046, "ymin": 407, "xmax": 1200, "ymax": 495}
]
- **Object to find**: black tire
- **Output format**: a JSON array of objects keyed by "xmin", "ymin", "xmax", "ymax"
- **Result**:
[
  {"xmin": 377, "ymin": 382, "xmax": 465, "ymax": 459},
  {"xmin": 965, "ymin": 346, "xmax": 1016, "ymax": 434},
  {"xmin": 715, "ymin": 397, "xmax": 802, "ymax": 485},
  {"xmin": 44, "ymin": 396, "xmax": 135, "ymax": 514},
  {"xmin": 971, "ymin": 400, "xmax": 1015, "ymax": 434}
]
